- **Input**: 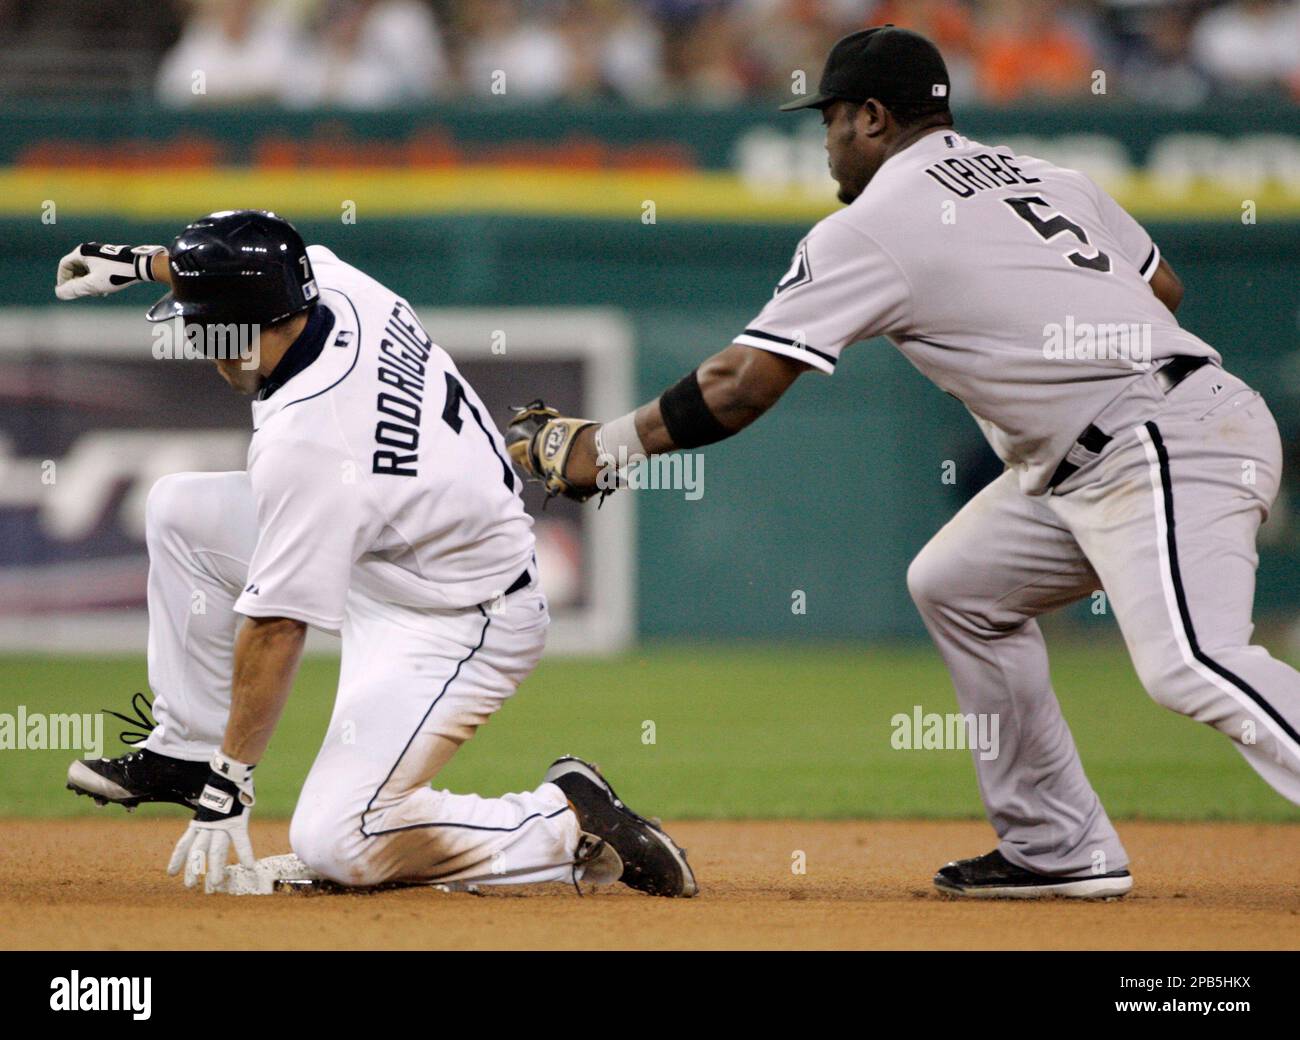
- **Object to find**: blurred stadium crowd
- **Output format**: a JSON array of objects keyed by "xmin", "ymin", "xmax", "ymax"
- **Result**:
[{"xmin": 1, "ymin": 0, "xmax": 1298, "ymax": 108}]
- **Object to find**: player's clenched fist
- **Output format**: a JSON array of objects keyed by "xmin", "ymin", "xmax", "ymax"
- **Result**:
[
  {"xmin": 166, "ymin": 752, "xmax": 257, "ymax": 894},
  {"xmin": 505, "ymin": 399, "xmax": 603, "ymax": 502},
  {"xmin": 54, "ymin": 242, "xmax": 165, "ymax": 300}
]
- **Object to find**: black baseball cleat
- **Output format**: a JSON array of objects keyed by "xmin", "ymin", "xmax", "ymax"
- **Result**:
[
  {"xmin": 934, "ymin": 849, "xmax": 1132, "ymax": 900},
  {"xmin": 66, "ymin": 748, "xmax": 209, "ymax": 810},
  {"xmin": 544, "ymin": 756, "xmax": 698, "ymax": 898}
]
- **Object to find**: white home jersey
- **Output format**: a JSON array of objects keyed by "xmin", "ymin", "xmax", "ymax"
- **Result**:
[
  {"xmin": 233, "ymin": 246, "xmax": 533, "ymax": 630},
  {"xmin": 736, "ymin": 131, "xmax": 1219, "ymax": 494}
]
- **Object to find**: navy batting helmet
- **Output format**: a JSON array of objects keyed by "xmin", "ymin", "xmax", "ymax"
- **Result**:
[{"xmin": 145, "ymin": 209, "xmax": 318, "ymax": 326}]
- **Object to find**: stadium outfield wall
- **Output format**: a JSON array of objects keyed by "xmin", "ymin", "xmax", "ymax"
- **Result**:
[{"xmin": 2, "ymin": 103, "xmax": 1297, "ymax": 641}]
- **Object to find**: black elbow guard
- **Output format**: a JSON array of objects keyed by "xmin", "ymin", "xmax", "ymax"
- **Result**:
[{"xmin": 659, "ymin": 369, "xmax": 732, "ymax": 449}]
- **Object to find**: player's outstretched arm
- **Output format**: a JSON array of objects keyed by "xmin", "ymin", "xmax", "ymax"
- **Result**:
[
  {"xmin": 507, "ymin": 343, "xmax": 807, "ymax": 500},
  {"xmin": 596, "ymin": 342, "xmax": 808, "ymax": 466},
  {"xmin": 54, "ymin": 241, "xmax": 170, "ymax": 299}
]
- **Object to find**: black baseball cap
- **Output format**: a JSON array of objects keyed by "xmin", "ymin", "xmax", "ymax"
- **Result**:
[{"xmin": 780, "ymin": 25, "xmax": 950, "ymax": 112}]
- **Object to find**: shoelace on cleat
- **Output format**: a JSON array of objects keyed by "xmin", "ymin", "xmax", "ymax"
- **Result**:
[
  {"xmin": 102, "ymin": 691, "xmax": 157, "ymax": 746},
  {"xmin": 570, "ymin": 834, "xmax": 611, "ymax": 898}
]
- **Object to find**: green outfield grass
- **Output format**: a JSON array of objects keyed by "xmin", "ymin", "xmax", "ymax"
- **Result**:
[{"xmin": 2, "ymin": 639, "xmax": 1297, "ymax": 822}]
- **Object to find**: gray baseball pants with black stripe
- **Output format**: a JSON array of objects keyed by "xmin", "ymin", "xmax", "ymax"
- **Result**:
[{"xmin": 907, "ymin": 362, "xmax": 1300, "ymax": 876}]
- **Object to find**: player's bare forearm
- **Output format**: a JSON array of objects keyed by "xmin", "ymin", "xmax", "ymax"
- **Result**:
[
  {"xmin": 565, "ymin": 344, "xmax": 807, "ymax": 485},
  {"xmin": 1150, "ymin": 256, "xmax": 1182, "ymax": 314},
  {"xmin": 150, "ymin": 250, "xmax": 172, "ymax": 286},
  {"xmin": 617, "ymin": 344, "xmax": 803, "ymax": 451},
  {"xmin": 221, "ymin": 615, "xmax": 307, "ymax": 765}
]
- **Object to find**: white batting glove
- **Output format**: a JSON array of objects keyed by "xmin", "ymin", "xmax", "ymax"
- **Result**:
[
  {"xmin": 167, "ymin": 752, "xmax": 257, "ymax": 894},
  {"xmin": 55, "ymin": 242, "xmax": 165, "ymax": 300}
]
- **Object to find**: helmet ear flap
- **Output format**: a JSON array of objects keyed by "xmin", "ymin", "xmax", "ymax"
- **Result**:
[{"xmin": 297, "ymin": 251, "xmax": 320, "ymax": 309}]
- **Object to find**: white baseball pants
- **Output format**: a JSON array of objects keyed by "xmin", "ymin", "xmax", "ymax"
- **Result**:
[{"xmin": 141, "ymin": 471, "xmax": 581, "ymax": 887}]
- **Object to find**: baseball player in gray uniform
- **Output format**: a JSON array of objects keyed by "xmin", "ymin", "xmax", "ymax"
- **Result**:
[{"xmin": 507, "ymin": 27, "xmax": 1300, "ymax": 898}]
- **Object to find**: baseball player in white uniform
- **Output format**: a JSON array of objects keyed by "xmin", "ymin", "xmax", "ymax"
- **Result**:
[
  {"xmin": 507, "ymin": 27, "xmax": 1300, "ymax": 898},
  {"xmin": 57, "ymin": 211, "xmax": 696, "ymax": 898}
]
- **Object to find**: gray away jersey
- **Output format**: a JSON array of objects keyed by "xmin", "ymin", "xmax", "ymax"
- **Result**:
[{"xmin": 736, "ymin": 131, "xmax": 1219, "ymax": 494}]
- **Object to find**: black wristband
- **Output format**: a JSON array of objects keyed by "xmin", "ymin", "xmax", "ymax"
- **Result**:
[
  {"xmin": 658, "ymin": 370, "xmax": 732, "ymax": 449},
  {"xmin": 195, "ymin": 768, "xmax": 245, "ymax": 821}
]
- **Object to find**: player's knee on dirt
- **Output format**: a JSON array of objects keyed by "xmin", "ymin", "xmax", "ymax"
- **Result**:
[{"xmin": 290, "ymin": 804, "xmax": 380, "ymax": 887}]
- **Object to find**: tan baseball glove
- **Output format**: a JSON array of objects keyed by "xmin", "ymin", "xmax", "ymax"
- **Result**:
[{"xmin": 505, "ymin": 400, "xmax": 602, "ymax": 503}]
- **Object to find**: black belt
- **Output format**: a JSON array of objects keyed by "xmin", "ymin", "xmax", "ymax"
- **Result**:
[
  {"xmin": 1152, "ymin": 353, "xmax": 1210, "ymax": 395},
  {"xmin": 503, "ymin": 567, "xmax": 533, "ymax": 596},
  {"xmin": 1047, "ymin": 356, "xmax": 1210, "ymax": 491}
]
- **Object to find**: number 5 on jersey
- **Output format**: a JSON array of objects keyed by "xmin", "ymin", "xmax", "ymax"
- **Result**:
[{"xmin": 1004, "ymin": 195, "xmax": 1111, "ymax": 273}]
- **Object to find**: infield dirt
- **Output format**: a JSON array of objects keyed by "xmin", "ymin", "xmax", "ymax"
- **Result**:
[{"xmin": 3, "ymin": 818, "xmax": 1297, "ymax": 950}]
